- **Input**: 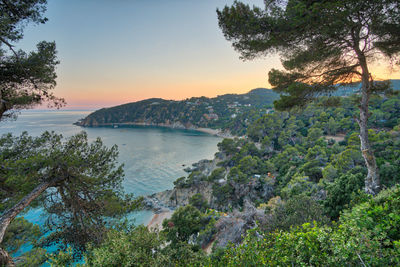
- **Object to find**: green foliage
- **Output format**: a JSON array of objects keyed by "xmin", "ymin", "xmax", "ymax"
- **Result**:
[
  {"xmin": 323, "ymin": 169, "xmax": 365, "ymax": 219},
  {"xmin": 321, "ymin": 164, "xmax": 338, "ymax": 182},
  {"xmin": 162, "ymin": 205, "xmax": 206, "ymax": 244},
  {"xmin": 214, "ymin": 224, "xmax": 332, "ymax": 266},
  {"xmin": 42, "ymin": 92, "xmax": 400, "ymax": 266},
  {"xmin": 173, "ymin": 171, "xmax": 206, "ymax": 189},
  {"xmin": 281, "ymin": 173, "xmax": 319, "ymax": 199},
  {"xmin": 217, "ymin": 138, "xmax": 237, "ymax": 155},
  {"xmin": 330, "ymin": 186, "xmax": 400, "ymax": 265},
  {"xmin": 82, "ymin": 226, "xmax": 166, "ymax": 267},
  {"xmin": 173, "ymin": 176, "xmax": 187, "ymax": 188},
  {"xmin": 213, "ymin": 186, "xmax": 400, "ymax": 266},
  {"xmin": 2, "ymin": 217, "xmax": 41, "ymax": 255},
  {"xmin": 197, "ymin": 217, "xmax": 217, "ymax": 249},
  {"xmin": 38, "ymin": 94, "xmax": 400, "ymax": 266},
  {"xmin": 189, "ymin": 194, "xmax": 209, "ymax": 212},
  {"xmin": 217, "ymin": 0, "xmax": 400, "ymax": 104},
  {"xmin": 50, "ymin": 226, "xmax": 208, "ymax": 267},
  {"xmin": 160, "ymin": 242, "xmax": 207, "ymax": 267},
  {"xmin": 264, "ymin": 195, "xmax": 330, "ymax": 233},
  {"xmin": 238, "ymin": 155, "xmax": 262, "ymax": 176},
  {"xmin": 217, "ymin": 0, "xmax": 400, "ymax": 196},
  {"xmin": 77, "ymin": 89, "xmax": 278, "ymax": 135},
  {"xmin": 77, "ymin": 185, "xmax": 400, "ymax": 266},
  {"xmin": 208, "ymin": 94, "xmax": 400, "ymax": 211},
  {"xmin": 2, "ymin": 218, "xmax": 47, "ymax": 266},
  {"xmin": 48, "ymin": 247, "xmax": 74, "ymax": 267},
  {"xmin": 18, "ymin": 247, "xmax": 48, "ymax": 267},
  {"xmin": 0, "ymin": 131, "xmax": 137, "ymax": 259},
  {"xmin": 207, "ymin": 167, "xmax": 225, "ymax": 182},
  {"xmin": 0, "ymin": 0, "xmax": 65, "ymax": 120},
  {"xmin": 212, "ymin": 183, "xmax": 234, "ymax": 208},
  {"xmin": 227, "ymin": 166, "xmax": 247, "ymax": 184}
]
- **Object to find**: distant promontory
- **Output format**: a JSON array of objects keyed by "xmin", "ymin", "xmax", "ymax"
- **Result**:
[{"xmin": 75, "ymin": 88, "xmax": 279, "ymax": 136}]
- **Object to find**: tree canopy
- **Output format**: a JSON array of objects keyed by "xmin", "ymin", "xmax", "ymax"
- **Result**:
[
  {"xmin": 217, "ymin": 0, "xmax": 400, "ymax": 195},
  {"xmin": 217, "ymin": 0, "xmax": 400, "ymax": 90},
  {"xmin": 0, "ymin": 0, "xmax": 65, "ymax": 120},
  {"xmin": 0, "ymin": 132, "xmax": 137, "ymax": 265}
]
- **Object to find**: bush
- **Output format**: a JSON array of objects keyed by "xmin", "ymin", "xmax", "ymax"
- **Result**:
[
  {"xmin": 331, "ymin": 186, "xmax": 400, "ymax": 266},
  {"xmin": 323, "ymin": 169, "xmax": 365, "ymax": 219},
  {"xmin": 213, "ymin": 224, "xmax": 332, "ymax": 266},
  {"xmin": 212, "ymin": 183, "xmax": 234, "ymax": 208},
  {"xmin": 264, "ymin": 195, "xmax": 330, "ymax": 232},
  {"xmin": 207, "ymin": 167, "xmax": 226, "ymax": 182},
  {"xmin": 162, "ymin": 205, "xmax": 206, "ymax": 244},
  {"xmin": 81, "ymin": 226, "xmax": 166, "ymax": 267},
  {"xmin": 189, "ymin": 194, "xmax": 209, "ymax": 212},
  {"xmin": 215, "ymin": 185, "xmax": 400, "ymax": 266}
]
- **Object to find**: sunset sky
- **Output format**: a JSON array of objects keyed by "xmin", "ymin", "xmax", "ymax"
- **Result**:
[{"xmin": 18, "ymin": 0, "xmax": 400, "ymax": 109}]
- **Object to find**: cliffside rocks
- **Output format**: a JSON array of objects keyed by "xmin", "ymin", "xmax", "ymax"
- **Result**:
[
  {"xmin": 143, "ymin": 151, "xmax": 276, "ymax": 251},
  {"xmin": 143, "ymin": 181, "xmax": 214, "ymax": 211},
  {"xmin": 209, "ymin": 200, "xmax": 268, "ymax": 249}
]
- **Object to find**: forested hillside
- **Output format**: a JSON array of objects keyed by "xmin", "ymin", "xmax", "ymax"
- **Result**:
[
  {"xmin": 76, "ymin": 88, "xmax": 279, "ymax": 135},
  {"xmin": 59, "ymin": 92, "xmax": 400, "ymax": 266},
  {"xmin": 76, "ymin": 80, "xmax": 400, "ymax": 137},
  {"xmin": 2, "ymin": 0, "xmax": 400, "ymax": 266}
]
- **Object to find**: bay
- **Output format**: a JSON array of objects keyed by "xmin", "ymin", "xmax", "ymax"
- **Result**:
[{"xmin": 0, "ymin": 110, "xmax": 221, "ymax": 254}]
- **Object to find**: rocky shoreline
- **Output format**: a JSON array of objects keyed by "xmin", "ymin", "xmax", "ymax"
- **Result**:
[{"xmin": 142, "ymin": 150, "xmax": 275, "ymax": 250}]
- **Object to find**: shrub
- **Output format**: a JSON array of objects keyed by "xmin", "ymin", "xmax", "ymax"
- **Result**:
[
  {"xmin": 323, "ymin": 169, "xmax": 365, "ymax": 219},
  {"xmin": 264, "ymin": 195, "xmax": 330, "ymax": 232},
  {"xmin": 189, "ymin": 194, "xmax": 209, "ymax": 212}
]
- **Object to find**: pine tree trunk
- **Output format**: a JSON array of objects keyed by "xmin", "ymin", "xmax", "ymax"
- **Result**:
[
  {"xmin": 0, "ymin": 91, "xmax": 8, "ymax": 121},
  {"xmin": 357, "ymin": 56, "xmax": 380, "ymax": 195},
  {"xmin": 0, "ymin": 181, "xmax": 53, "ymax": 265},
  {"xmin": 0, "ymin": 247, "xmax": 14, "ymax": 267}
]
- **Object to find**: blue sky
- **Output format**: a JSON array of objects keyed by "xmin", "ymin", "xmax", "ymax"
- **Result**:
[{"xmin": 17, "ymin": 0, "xmax": 399, "ymax": 109}]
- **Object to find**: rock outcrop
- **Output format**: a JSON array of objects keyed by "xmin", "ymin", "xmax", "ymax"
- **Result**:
[
  {"xmin": 212, "ymin": 200, "xmax": 268, "ymax": 249},
  {"xmin": 143, "ymin": 182, "xmax": 214, "ymax": 211},
  {"xmin": 143, "ymin": 152, "xmax": 275, "ymax": 250}
]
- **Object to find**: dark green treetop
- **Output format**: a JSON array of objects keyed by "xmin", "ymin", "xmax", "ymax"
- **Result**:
[
  {"xmin": 217, "ymin": 0, "xmax": 400, "ymax": 107},
  {"xmin": 0, "ymin": 132, "xmax": 137, "ymax": 264},
  {"xmin": 217, "ymin": 0, "xmax": 400, "ymax": 195},
  {"xmin": 0, "ymin": 0, "xmax": 65, "ymax": 120}
]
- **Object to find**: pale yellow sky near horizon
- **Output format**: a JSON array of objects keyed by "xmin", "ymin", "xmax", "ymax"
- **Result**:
[
  {"xmin": 19, "ymin": 1, "xmax": 400, "ymax": 109},
  {"xmin": 59, "ymin": 61, "xmax": 400, "ymax": 109}
]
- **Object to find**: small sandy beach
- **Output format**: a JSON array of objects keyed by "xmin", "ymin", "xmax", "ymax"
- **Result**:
[
  {"xmin": 147, "ymin": 210, "xmax": 173, "ymax": 231},
  {"xmin": 196, "ymin": 127, "xmax": 235, "ymax": 138},
  {"xmin": 196, "ymin": 127, "xmax": 221, "ymax": 136}
]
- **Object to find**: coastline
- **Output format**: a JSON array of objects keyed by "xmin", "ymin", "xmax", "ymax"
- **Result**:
[
  {"xmin": 147, "ymin": 210, "xmax": 173, "ymax": 231},
  {"xmin": 76, "ymin": 121, "xmax": 234, "ymax": 138}
]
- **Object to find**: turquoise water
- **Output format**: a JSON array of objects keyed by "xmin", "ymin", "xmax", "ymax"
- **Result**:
[{"xmin": 0, "ymin": 110, "xmax": 221, "ymax": 253}]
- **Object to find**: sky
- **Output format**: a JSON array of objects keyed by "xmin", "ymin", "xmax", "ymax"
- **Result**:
[{"xmin": 18, "ymin": 0, "xmax": 400, "ymax": 109}]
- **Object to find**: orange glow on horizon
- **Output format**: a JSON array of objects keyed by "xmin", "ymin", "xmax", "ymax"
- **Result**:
[
  {"xmin": 58, "ymin": 69, "xmax": 274, "ymax": 108},
  {"xmin": 58, "ymin": 64, "xmax": 400, "ymax": 109}
]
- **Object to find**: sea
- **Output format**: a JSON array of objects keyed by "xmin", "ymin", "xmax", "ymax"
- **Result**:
[{"xmin": 0, "ymin": 109, "xmax": 221, "ymax": 258}]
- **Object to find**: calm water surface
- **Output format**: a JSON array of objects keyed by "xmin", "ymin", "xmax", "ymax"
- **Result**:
[{"xmin": 0, "ymin": 110, "xmax": 221, "ymax": 256}]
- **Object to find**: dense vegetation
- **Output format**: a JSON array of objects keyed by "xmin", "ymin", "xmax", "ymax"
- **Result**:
[
  {"xmin": 2, "ymin": 0, "xmax": 400, "ymax": 266},
  {"xmin": 48, "ymin": 91, "xmax": 400, "ymax": 266},
  {"xmin": 216, "ymin": 186, "xmax": 400, "ymax": 266},
  {"xmin": 217, "ymin": 0, "xmax": 400, "ymax": 195},
  {"xmin": 173, "ymin": 93, "xmax": 400, "ymax": 214},
  {"xmin": 76, "ymin": 88, "xmax": 279, "ymax": 135},
  {"xmin": 0, "ymin": 132, "xmax": 139, "ymax": 265},
  {"xmin": 67, "ymin": 186, "xmax": 400, "ymax": 266},
  {"xmin": 0, "ymin": 1, "xmax": 137, "ymax": 265}
]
